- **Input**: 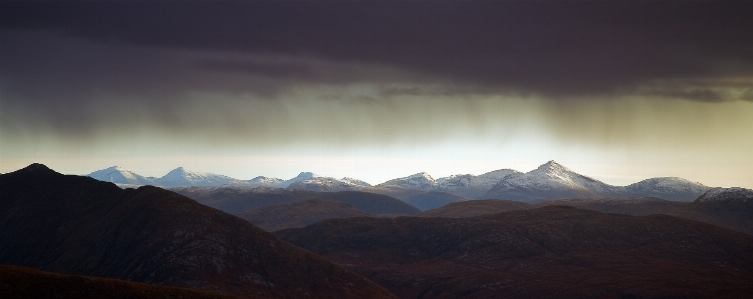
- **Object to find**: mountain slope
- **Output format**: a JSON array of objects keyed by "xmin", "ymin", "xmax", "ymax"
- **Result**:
[
  {"xmin": 624, "ymin": 177, "xmax": 710, "ymax": 201},
  {"xmin": 418, "ymin": 199, "xmax": 532, "ymax": 218},
  {"xmin": 403, "ymin": 191, "xmax": 468, "ymax": 212},
  {"xmin": 287, "ymin": 177, "xmax": 364, "ymax": 192},
  {"xmin": 246, "ymin": 176, "xmax": 285, "ymax": 187},
  {"xmin": 0, "ymin": 164, "xmax": 397, "ymax": 299},
  {"xmin": 0, "ymin": 265, "xmax": 240, "ymax": 299},
  {"xmin": 376, "ymin": 172, "xmax": 438, "ymax": 191},
  {"xmin": 171, "ymin": 185, "xmax": 420, "ymax": 215},
  {"xmin": 435, "ymin": 169, "xmax": 520, "ymax": 198},
  {"xmin": 535, "ymin": 192, "xmax": 753, "ymax": 236},
  {"xmin": 237, "ymin": 199, "xmax": 373, "ymax": 231},
  {"xmin": 278, "ymin": 206, "xmax": 753, "ymax": 299},
  {"xmin": 277, "ymin": 172, "xmax": 322, "ymax": 188},
  {"xmin": 483, "ymin": 161, "xmax": 620, "ymax": 202},
  {"xmin": 87, "ymin": 166, "xmax": 158, "ymax": 185},
  {"xmin": 690, "ymin": 187, "xmax": 753, "ymax": 235},
  {"xmin": 155, "ymin": 167, "xmax": 242, "ymax": 187}
]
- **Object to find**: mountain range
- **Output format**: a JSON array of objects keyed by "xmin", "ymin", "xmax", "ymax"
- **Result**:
[
  {"xmin": 87, "ymin": 161, "xmax": 712, "ymax": 203},
  {"xmin": 3, "ymin": 163, "xmax": 753, "ymax": 298}
]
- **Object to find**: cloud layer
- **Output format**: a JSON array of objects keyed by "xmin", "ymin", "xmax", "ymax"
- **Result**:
[{"xmin": 1, "ymin": 1, "xmax": 751, "ymax": 175}]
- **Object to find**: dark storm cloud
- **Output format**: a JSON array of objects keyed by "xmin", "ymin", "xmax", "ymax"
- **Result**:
[
  {"xmin": 2, "ymin": 1, "xmax": 752, "ymax": 98},
  {"xmin": 2, "ymin": 0, "xmax": 753, "ymax": 149}
]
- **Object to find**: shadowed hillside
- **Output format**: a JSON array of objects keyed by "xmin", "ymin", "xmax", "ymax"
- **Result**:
[
  {"xmin": 404, "ymin": 191, "xmax": 468, "ymax": 212},
  {"xmin": 418, "ymin": 199, "xmax": 532, "ymax": 218},
  {"xmin": 237, "ymin": 199, "xmax": 374, "ymax": 231},
  {"xmin": 172, "ymin": 186, "xmax": 420, "ymax": 215},
  {"xmin": 278, "ymin": 206, "xmax": 753, "ymax": 299},
  {"xmin": 0, "ymin": 265, "xmax": 241, "ymax": 299},
  {"xmin": 0, "ymin": 164, "xmax": 397, "ymax": 299},
  {"xmin": 537, "ymin": 194, "xmax": 753, "ymax": 236}
]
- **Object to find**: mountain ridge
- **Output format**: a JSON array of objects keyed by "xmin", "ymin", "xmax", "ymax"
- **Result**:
[{"xmin": 1, "ymin": 163, "xmax": 397, "ymax": 299}]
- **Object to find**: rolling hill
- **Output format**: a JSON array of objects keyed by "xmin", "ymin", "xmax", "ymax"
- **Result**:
[
  {"xmin": 278, "ymin": 206, "xmax": 753, "ymax": 298},
  {"xmin": 0, "ymin": 164, "xmax": 397, "ymax": 299}
]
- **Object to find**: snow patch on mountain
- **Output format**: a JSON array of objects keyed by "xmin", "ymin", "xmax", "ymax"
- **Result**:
[
  {"xmin": 377, "ymin": 172, "xmax": 438, "ymax": 191},
  {"xmin": 436, "ymin": 169, "xmax": 520, "ymax": 198},
  {"xmin": 624, "ymin": 177, "xmax": 711, "ymax": 202},
  {"xmin": 246, "ymin": 176, "xmax": 285, "ymax": 187},
  {"xmin": 287, "ymin": 177, "xmax": 364, "ymax": 192},
  {"xmin": 483, "ymin": 161, "xmax": 617, "ymax": 202},
  {"xmin": 155, "ymin": 167, "xmax": 241, "ymax": 187},
  {"xmin": 341, "ymin": 177, "xmax": 372, "ymax": 187},
  {"xmin": 87, "ymin": 166, "xmax": 157, "ymax": 185},
  {"xmin": 696, "ymin": 187, "xmax": 753, "ymax": 203}
]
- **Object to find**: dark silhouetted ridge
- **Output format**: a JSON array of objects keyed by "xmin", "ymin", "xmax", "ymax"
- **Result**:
[{"xmin": 10, "ymin": 163, "xmax": 55, "ymax": 175}]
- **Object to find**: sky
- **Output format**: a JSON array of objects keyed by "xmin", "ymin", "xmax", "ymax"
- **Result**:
[{"xmin": 1, "ymin": 1, "xmax": 752, "ymax": 188}]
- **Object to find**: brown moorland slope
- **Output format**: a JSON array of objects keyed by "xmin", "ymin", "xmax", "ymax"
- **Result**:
[
  {"xmin": 537, "ymin": 196, "xmax": 753, "ymax": 236},
  {"xmin": 418, "ymin": 199, "xmax": 532, "ymax": 218},
  {"xmin": 420, "ymin": 196, "xmax": 753, "ymax": 236},
  {"xmin": 403, "ymin": 191, "xmax": 468, "ymax": 212},
  {"xmin": 0, "ymin": 164, "xmax": 397, "ymax": 299},
  {"xmin": 278, "ymin": 206, "xmax": 753, "ymax": 299},
  {"xmin": 0, "ymin": 265, "xmax": 241, "ymax": 299},
  {"xmin": 173, "ymin": 186, "xmax": 420, "ymax": 215},
  {"xmin": 238, "ymin": 199, "xmax": 374, "ymax": 231}
]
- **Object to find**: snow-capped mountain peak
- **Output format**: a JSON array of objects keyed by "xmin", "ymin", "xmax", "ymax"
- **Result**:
[
  {"xmin": 624, "ymin": 177, "xmax": 710, "ymax": 202},
  {"xmin": 341, "ymin": 177, "xmax": 372, "ymax": 187},
  {"xmin": 246, "ymin": 176, "xmax": 285, "ymax": 187},
  {"xmin": 696, "ymin": 187, "xmax": 753, "ymax": 203},
  {"xmin": 87, "ymin": 166, "xmax": 156, "ymax": 185},
  {"xmin": 529, "ymin": 160, "xmax": 573, "ymax": 176},
  {"xmin": 294, "ymin": 172, "xmax": 319, "ymax": 180},
  {"xmin": 155, "ymin": 167, "xmax": 239, "ymax": 187},
  {"xmin": 377, "ymin": 172, "xmax": 438, "ymax": 191}
]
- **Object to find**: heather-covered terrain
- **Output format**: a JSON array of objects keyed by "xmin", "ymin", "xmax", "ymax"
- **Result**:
[
  {"xmin": 278, "ymin": 206, "xmax": 753, "ymax": 299},
  {"xmin": 0, "ymin": 164, "xmax": 396, "ymax": 299},
  {"xmin": 238, "ymin": 199, "xmax": 374, "ymax": 231},
  {"xmin": 0, "ymin": 265, "xmax": 241, "ymax": 299},
  {"xmin": 418, "ymin": 199, "xmax": 532, "ymax": 218},
  {"xmin": 172, "ymin": 186, "xmax": 420, "ymax": 215}
]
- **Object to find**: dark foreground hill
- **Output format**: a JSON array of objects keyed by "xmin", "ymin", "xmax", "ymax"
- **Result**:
[
  {"xmin": 0, "ymin": 265, "xmax": 240, "ymax": 299},
  {"xmin": 0, "ymin": 164, "xmax": 396, "ymax": 299},
  {"xmin": 278, "ymin": 206, "xmax": 753, "ymax": 299},
  {"xmin": 418, "ymin": 199, "xmax": 532, "ymax": 218},
  {"xmin": 238, "ymin": 199, "xmax": 374, "ymax": 231},
  {"xmin": 172, "ymin": 186, "xmax": 420, "ymax": 215}
]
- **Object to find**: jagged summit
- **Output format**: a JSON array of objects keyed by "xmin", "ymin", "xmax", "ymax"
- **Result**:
[
  {"xmin": 294, "ymin": 172, "xmax": 319, "ymax": 179},
  {"xmin": 530, "ymin": 160, "xmax": 571, "ymax": 174}
]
